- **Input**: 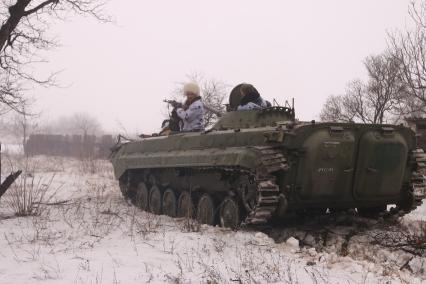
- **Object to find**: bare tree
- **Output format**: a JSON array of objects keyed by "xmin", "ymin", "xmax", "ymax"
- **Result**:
[
  {"xmin": 0, "ymin": 102, "xmax": 38, "ymax": 149},
  {"xmin": 67, "ymin": 112, "xmax": 101, "ymax": 136},
  {"xmin": 389, "ymin": 30, "xmax": 426, "ymax": 108},
  {"xmin": 409, "ymin": 0, "xmax": 426, "ymax": 29},
  {"xmin": 364, "ymin": 54, "xmax": 406, "ymax": 123},
  {"xmin": 388, "ymin": 1, "xmax": 426, "ymax": 115},
  {"xmin": 170, "ymin": 72, "xmax": 229, "ymax": 128},
  {"xmin": 198, "ymin": 78, "xmax": 228, "ymax": 127},
  {"xmin": 0, "ymin": 0, "xmax": 109, "ymax": 113},
  {"xmin": 12, "ymin": 104, "xmax": 38, "ymax": 149},
  {"xmin": 321, "ymin": 53, "xmax": 405, "ymax": 124},
  {"xmin": 0, "ymin": 70, "xmax": 24, "ymax": 114},
  {"xmin": 320, "ymin": 95, "xmax": 347, "ymax": 122},
  {"xmin": 320, "ymin": 88, "xmax": 357, "ymax": 123},
  {"xmin": 43, "ymin": 112, "xmax": 102, "ymax": 136}
]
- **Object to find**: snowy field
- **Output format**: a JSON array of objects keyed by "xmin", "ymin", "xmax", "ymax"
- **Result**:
[{"xmin": 0, "ymin": 155, "xmax": 425, "ymax": 284}]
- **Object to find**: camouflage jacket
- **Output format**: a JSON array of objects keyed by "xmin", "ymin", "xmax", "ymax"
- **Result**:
[
  {"xmin": 237, "ymin": 97, "xmax": 268, "ymax": 111},
  {"xmin": 176, "ymin": 98, "xmax": 204, "ymax": 131}
]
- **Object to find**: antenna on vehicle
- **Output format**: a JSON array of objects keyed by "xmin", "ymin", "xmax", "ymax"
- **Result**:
[
  {"xmin": 273, "ymin": 99, "xmax": 280, "ymax": 107},
  {"xmin": 284, "ymin": 100, "xmax": 291, "ymax": 108},
  {"xmin": 284, "ymin": 98, "xmax": 296, "ymax": 120}
]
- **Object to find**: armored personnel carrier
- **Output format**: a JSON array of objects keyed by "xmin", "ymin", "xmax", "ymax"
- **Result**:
[{"xmin": 110, "ymin": 86, "xmax": 426, "ymax": 228}]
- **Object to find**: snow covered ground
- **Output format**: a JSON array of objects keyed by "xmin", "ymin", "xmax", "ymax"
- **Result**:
[{"xmin": 0, "ymin": 156, "xmax": 425, "ymax": 284}]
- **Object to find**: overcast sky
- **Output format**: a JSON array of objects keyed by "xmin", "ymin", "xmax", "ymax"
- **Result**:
[{"xmin": 33, "ymin": 0, "xmax": 413, "ymax": 135}]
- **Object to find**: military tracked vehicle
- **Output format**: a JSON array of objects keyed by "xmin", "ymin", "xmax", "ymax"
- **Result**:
[{"xmin": 110, "ymin": 86, "xmax": 426, "ymax": 228}]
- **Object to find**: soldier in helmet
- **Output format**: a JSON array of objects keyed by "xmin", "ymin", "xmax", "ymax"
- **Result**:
[
  {"xmin": 237, "ymin": 83, "xmax": 271, "ymax": 110},
  {"xmin": 171, "ymin": 82, "xmax": 205, "ymax": 131}
]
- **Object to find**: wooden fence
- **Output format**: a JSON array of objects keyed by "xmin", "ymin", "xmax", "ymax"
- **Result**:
[{"xmin": 25, "ymin": 134, "xmax": 115, "ymax": 159}]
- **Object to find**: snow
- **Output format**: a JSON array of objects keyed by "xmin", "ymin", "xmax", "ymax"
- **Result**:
[
  {"xmin": 285, "ymin": 237, "xmax": 300, "ymax": 249},
  {"xmin": 0, "ymin": 155, "xmax": 425, "ymax": 283}
]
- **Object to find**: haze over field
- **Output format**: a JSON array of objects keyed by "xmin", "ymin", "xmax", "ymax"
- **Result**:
[
  {"xmin": 33, "ymin": 0, "xmax": 412, "ymax": 134},
  {"xmin": 2, "ymin": 2, "xmax": 426, "ymax": 283}
]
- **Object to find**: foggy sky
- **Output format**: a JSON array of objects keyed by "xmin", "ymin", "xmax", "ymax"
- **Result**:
[{"xmin": 33, "ymin": 0, "xmax": 412, "ymax": 135}]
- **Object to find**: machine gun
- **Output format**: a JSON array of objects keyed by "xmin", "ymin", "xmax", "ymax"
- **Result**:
[
  {"xmin": 163, "ymin": 99, "xmax": 182, "ymax": 109},
  {"xmin": 162, "ymin": 99, "xmax": 183, "ymax": 133}
]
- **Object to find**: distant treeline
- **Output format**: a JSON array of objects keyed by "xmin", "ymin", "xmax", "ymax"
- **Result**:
[{"xmin": 25, "ymin": 134, "xmax": 115, "ymax": 159}]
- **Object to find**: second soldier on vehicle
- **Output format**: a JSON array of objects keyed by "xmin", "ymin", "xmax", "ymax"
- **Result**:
[{"xmin": 237, "ymin": 83, "xmax": 271, "ymax": 110}]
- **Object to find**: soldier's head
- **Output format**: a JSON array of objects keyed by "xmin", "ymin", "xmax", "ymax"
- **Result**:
[
  {"xmin": 239, "ymin": 84, "xmax": 259, "ymax": 97},
  {"xmin": 239, "ymin": 83, "xmax": 260, "ymax": 105},
  {"xmin": 183, "ymin": 82, "xmax": 200, "ymax": 100}
]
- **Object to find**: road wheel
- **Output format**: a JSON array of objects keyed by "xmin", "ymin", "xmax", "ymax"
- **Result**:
[
  {"xmin": 148, "ymin": 185, "xmax": 162, "ymax": 214},
  {"xmin": 219, "ymin": 197, "xmax": 240, "ymax": 229},
  {"xmin": 163, "ymin": 188, "xmax": 177, "ymax": 217},
  {"xmin": 196, "ymin": 194, "xmax": 216, "ymax": 225},
  {"xmin": 177, "ymin": 191, "xmax": 194, "ymax": 218},
  {"xmin": 134, "ymin": 182, "xmax": 149, "ymax": 211}
]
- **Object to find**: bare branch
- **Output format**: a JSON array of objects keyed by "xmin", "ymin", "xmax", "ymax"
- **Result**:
[
  {"xmin": 321, "ymin": 53, "xmax": 407, "ymax": 124},
  {"xmin": 0, "ymin": 0, "xmax": 110, "ymax": 113}
]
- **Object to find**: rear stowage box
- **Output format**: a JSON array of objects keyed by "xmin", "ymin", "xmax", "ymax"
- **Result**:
[
  {"xmin": 353, "ymin": 128, "xmax": 408, "ymax": 201},
  {"xmin": 296, "ymin": 126, "xmax": 356, "ymax": 201},
  {"xmin": 296, "ymin": 126, "xmax": 410, "ymax": 204}
]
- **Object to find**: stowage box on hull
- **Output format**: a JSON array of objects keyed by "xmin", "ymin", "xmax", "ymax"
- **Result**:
[{"xmin": 287, "ymin": 124, "xmax": 414, "ymax": 209}]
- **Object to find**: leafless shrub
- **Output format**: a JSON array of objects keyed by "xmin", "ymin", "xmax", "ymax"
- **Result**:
[
  {"xmin": 161, "ymin": 230, "xmax": 176, "ymax": 255},
  {"xmin": 122, "ymin": 206, "xmax": 163, "ymax": 241},
  {"xmin": 69, "ymin": 183, "xmax": 124, "ymax": 238},
  {"xmin": 180, "ymin": 215, "xmax": 200, "ymax": 233},
  {"xmin": 78, "ymin": 156, "xmax": 113, "ymax": 177},
  {"xmin": 164, "ymin": 273, "xmax": 185, "ymax": 284},
  {"xmin": 135, "ymin": 212, "xmax": 162, "ymax": 237},
  {"xmin": 213, "ymin": 238, "xmax": 226, "ymax": 253},
  {"xmin": 178, "ymin": 199, "xmax": 200, "ymax": 233},
  {"xmin": 421, "ymin": 220, "xmax": 426, "ymax": 238},
  {"xmin": 371, "ymin": 226, "xmax": 426, "ymax": 257},
  {"xmin": 33, "ymin": 261, "xmax": 61, "ymax": 281},
  {"xmin": 79, "ymin": 155, "xmax": 101, "ymax": 175},
  {"xmin": 37, "ymin": 157, "xmax": 65, "ymax": 173},
  {"xmin": 4, "ymin": 159, "xmax": 59, "ymax": 216}
]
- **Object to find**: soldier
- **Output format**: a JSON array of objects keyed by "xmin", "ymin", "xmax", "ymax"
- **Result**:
[
  {"xmin": 237, "ymin": 83, "xmax": 271, "ymax": 110},
  {"xmin": 172, "ymin": 82, "xmax": 205, "ymax": 131}
]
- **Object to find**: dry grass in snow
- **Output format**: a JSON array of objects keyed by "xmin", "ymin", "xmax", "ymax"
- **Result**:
[{"xmin": 0, "ymin": 155, "xmax": 425, "ymax": 283}]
